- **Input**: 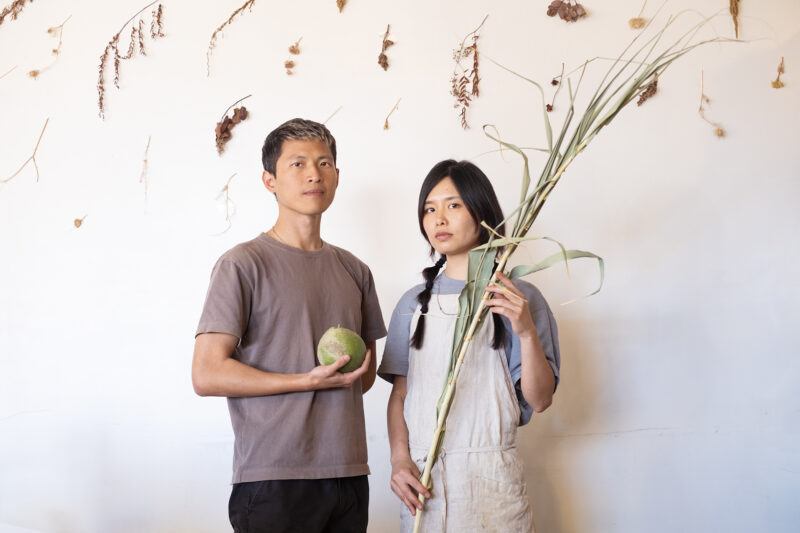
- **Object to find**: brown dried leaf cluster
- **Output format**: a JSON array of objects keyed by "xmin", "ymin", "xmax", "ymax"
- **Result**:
[
  {"xmin": 288, "ymin": 37, "xmax": 302, "ymax": 55},
  {"xmin": 285, "ymin": 38, "xmax": 301, "ymax": 75},
  {"xmin": 207, "ymin": 0, "xmax": 255, "ymax": 77},
  {"xmin": 284, "ymin": 59, "xmax": 296, "ymax": 75},
  {"xmin": 637, "ymin": 76, "xmax": 658, "ymax": 106},
  {"xmin": 547, "ymin": 0, "xmax": 587, "ymax": 22},
  {"xmin": 729, "ymin": 0, "xmax": 741, "ymax": 39},
  {"xmin": 0, "ymin": 0, "xmax": 33, "ymax": 27},
  {"xmin": 450, "ymin": 16, "xmax": 487, "ymax": 129},
  {"xmin": 771, "ymin": 57, "xmax": 785, "ymax": 89},
  {"xmin": 216, "ymin": 95, "xmax": 251, "ymax": 155},
  {"xmin": 97, "ymin": 2, "xmax": 165, "ymax": 118},
  {"xmin": 378, "ymin": 24, "xmax": 394, "ymax": 71},
  {"xmin": 336, "ymin": 0, "xmax": 346, "ymax": 13},
  {"xmin": 74, "ymin": 215, "xmax": 87, "ymax": 228}
]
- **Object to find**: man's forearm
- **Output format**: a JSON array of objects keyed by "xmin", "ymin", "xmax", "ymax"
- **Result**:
[{"xmin": 193, "ymin": 357, "xmax": 310, "ymax": 398}]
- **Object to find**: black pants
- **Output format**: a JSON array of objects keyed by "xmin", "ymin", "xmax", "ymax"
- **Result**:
[{"xmin": 229, "ymin": 476, "xmax": 369, "ymax": 533}]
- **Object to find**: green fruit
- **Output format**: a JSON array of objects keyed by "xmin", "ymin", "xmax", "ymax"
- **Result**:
[{"xmin": 317, "ymin": 326, "xmax": 366, "ymax": 373}]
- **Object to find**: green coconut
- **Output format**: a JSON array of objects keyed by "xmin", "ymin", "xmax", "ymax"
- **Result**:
[{"xmin": 317, "ymin": 326, "xmax": 367, "ymax": 373}]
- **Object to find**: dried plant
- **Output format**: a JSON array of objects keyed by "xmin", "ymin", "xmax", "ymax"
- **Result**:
[
  {"xmin": 547, "ymin": 0, "xmax": 587, "ymax": 23},
  {"xmin": 450, "ymin": 15, "xmax": 488, "ymax": 129},
  {"xmin": 637, "ymin": 74, "xmax": 658, "ymax": 105},
  {"xmin": 73, "ymin": 215, "xmax": 87, "ymax": 228},
  {"xmin": 288, "ymin": 36, "xmax": 302, "ymax": 55},
  {"xmin": 383, "ymin": 98, "xmax": 401, "ymax": 130},
  {"xmin": 139, "ymin": 135, "xmax": 151, "ymax": 205},
  {"xmin": 215, "ymin": 94, "xmax": 251, "ymax": 155},
  {"xmin": 1, "ymin": 65, "xmax": 17, "ymax": 80},
  {"xmin": 1, "ymin": 118, "xmax": 49, "ymax": 185},
  {"xmin": 771, "ymin": 57, "xmax": 785, "ymax": 89},
  {"xmin": 546, "ymin": 63, "xmax": 566, "ymax": 112},
  {"xmin": 97, "ymin": 1, "xmax": 165, "ymax": 119},
  {"xmin": 378, "ymin": 24, "xmax": 394, "ymax": 71},
  {"xmin": 698, "ymin": 70, "xmax": 725, "ymax": 138},
  {"xmin": 207, "ymin": 0, "xmax": 255, "ymax": 77},
  {"xmin": 323, "ymin": 105, "xmax": 343, "ymax": 125},
  {"xmin": 215, "ymin": 173, "xmax": 237, "ymax": 235},
  {"xmin": 284, "ymin": 59, "xmax": 296, "ymax": 75},
  {"xmin": 413, "ymin": 13, "xmax": 735, "ymax": 532},
  {"xmin": 629, "ymin": 0, "xmax": 648, "ymax": 29},
  {"xmin": 729, "ymin": 0, "xmax": 740, "ymax": 39},
  {"xmin": 336, "ymin": 0, "xmax": 346, "ymax": 13},
  {"xmin": 0, "ymin": 0, "xmax": 34, "ymax": 27},
  {"xmin": 28, "ymin": 15, "xmax": 71, "ymax": 80}
]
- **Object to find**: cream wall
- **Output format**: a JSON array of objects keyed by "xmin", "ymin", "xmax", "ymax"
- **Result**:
[{"xmin": 1, "ymin": 1, "xmax": 798, "ymax": 532}]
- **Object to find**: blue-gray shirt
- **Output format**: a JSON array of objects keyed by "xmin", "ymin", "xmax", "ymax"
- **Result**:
[{"xmin": 378, "ymin": 273, "xmax": 560, "ymax": 425}]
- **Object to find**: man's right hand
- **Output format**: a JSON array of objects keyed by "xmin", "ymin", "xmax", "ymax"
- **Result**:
[{"xmin": 305, "ymin": 348, "xmax": 372, "ymax": 390}]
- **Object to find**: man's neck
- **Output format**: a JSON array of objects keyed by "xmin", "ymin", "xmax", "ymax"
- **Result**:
[{"xmin": 270, "ymin": 213, "xmax": 323, "ymax": 251}]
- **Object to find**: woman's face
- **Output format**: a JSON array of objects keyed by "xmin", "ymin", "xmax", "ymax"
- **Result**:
[{"xmin": 422, "ymin": 177, "xmax": 481, "ymax": 257}]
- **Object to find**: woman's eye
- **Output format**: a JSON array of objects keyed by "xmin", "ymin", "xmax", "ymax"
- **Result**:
[
  {"xmin": 448, "ymin": 202, "xmax": 460, "ymax": 209},
  {"xmin": 425, "ymin": 207, "xmax": 435, "ymax": 214}
]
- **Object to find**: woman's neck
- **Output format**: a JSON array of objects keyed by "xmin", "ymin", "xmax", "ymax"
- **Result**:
[{"xmin": 443, "ymin": 252, "xmax": 469, "ymax": 280}]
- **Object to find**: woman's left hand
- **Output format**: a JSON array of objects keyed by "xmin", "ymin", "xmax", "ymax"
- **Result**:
[{"xmin": 485, "ymin": 271, "xmax": 538, "ymax": 340}]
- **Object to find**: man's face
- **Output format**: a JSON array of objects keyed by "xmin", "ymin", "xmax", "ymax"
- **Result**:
[{"xmin": 263, "ymin": 138, "xmax": 339, "ymax": 216}]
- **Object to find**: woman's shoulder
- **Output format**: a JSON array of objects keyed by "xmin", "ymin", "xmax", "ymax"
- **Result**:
[
  {"xmin": 512, "ymin": 279, "xmax": 552, "ymax": 312},
  {"xmin": 394, "ymin": 282, "xmax": 426, "ymax": 315}
]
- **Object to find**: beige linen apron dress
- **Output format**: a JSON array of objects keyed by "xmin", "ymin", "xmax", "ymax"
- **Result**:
[{"xmin": 401, "ymin": 292, "xmax": 534, "ymax": 532}]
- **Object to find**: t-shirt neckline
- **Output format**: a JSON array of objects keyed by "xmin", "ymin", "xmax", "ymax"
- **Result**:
[{"xmin": 258, "ymin": 232, "xmax": 331, "ymax": 256}]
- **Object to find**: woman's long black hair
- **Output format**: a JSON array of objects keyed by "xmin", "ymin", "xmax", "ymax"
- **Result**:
[{"xmin": 410, "ymin": 159, "xmax": 507, "ymax": 350}]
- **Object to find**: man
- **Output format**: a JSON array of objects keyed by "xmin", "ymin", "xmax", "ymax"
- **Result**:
[{"xmin": 193, "ymin": 118, "xmax": 386, "ymax": 532}]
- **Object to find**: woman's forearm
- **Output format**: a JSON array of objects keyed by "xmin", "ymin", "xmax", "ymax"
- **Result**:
[{"xmin": 518, "ymin": 332, "xmax": 555, "ymax": 412}]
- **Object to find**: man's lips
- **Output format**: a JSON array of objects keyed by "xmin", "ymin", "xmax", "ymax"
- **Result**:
[{"xmin": 303, "ymin": 189, "xmax": 324, "ymax": 196}]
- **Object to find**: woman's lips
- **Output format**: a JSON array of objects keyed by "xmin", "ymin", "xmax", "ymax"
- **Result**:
[{"xmin": 435, "ymin": 232, "xmax": 453, "ymax": 241}]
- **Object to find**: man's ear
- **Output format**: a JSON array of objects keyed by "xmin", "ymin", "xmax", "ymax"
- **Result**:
[{"xmin": 262, "ymin": 170, "xmax": 276, "ymax": 193}]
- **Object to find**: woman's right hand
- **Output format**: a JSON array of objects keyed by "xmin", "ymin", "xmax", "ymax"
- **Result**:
[{"xmin": 390, "ymin": 457, "xmax": 431, "ymax": 515}]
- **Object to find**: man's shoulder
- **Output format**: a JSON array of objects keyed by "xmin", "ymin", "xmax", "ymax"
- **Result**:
[
  {"xmin": 217, "ymin": 235, "xmax": 269, "ymax": 265},
  {"xmin": 326, "ymin": 242, "xmax": 372, "ymax": 273}
]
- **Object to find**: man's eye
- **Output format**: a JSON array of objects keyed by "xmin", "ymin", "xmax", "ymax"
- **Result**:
[{"xmin": 291, "ymin": 162, "xmax": 302, "ymax": 167}]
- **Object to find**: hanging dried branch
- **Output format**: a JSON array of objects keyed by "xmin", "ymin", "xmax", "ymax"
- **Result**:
[
  {"xmin": 450, "ymin": 15, "xmax": 488, "ymax": 129},
  {"xmin": 215, "ymin": 173, "xmax": 237, "ymax": 235},
  {"xmin": 629, "ymin": 0, "xmax": 647, "ymax": 29},
  {"xmin": 378, "ymin": 24, "xmax": 394, "ymax": 71},
  {"xmin": 336, "ymin": 0, "xmax": 346, "ymax": 13},
  {"xmin": 28, "ymin": 15, "xmax": 71, "ymax": 80},
  {"xmin": 771, "ymin": 57, "xmax": 785, "ymax": 89},
  {"xmin": 0, "ymin": 0, "xmax": 34, "ymax": 27},
  {"xmin": 637, "ymin": 74, "xmax": 658, "ymax": 105},
  {"xmin": 215, "ymin": 94, "xmax": 251, "ymax": 155},
  {"xmin": 729, "ymin": 0, "xmax": 741, "ymax": 39},
  {"xmin": 547, "ymin": 0, "xmax": 587, "ymax": 23},
  {"xmin": 383, "ymin": 98, "xmax": 401, "ymax": 130},
  {"xmin": 139, "ymin": 135, "xmax": 151, "ymax": 204},
  {"xmin": 1, "ymin": 118, "xmax": 49, "ymax": 185},
  {"xmin": 698, "ymin": 70, "xmax": 725, "ymax": 138},
  {"xmin": 73, "ymin": 215, "xmax": 87, "ymax": 228},
  {"xmin": 207, "ymin": 0, "xmax": 255, "ymax": 77},
  {"xmin": 97, "ymin": 1, "xmax": 165, "ymax": 119}
]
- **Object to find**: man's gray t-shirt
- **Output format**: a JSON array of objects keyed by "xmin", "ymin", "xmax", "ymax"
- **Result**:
[
  {"xmin": 196, "ymin": 234, "xmax": 387, "ymax": 483},
  {"xmin": 377, "ymin": 273, "xmax": 560, "ymax": 425}
]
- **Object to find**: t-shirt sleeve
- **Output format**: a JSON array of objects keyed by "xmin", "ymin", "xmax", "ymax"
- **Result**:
[
  {"xmin": 377, "ymin": 287, "xmax": 420, "ymax": 383},
  {"xmin": 195, "ymin": 258, "xmax": 252, "ymax": 342},
  {"xmin": 360, "ymin": 268, "xmax": 388, "ymax": 343},
  {"xmin": 505, "ymin": 282, "xmax": 561, "ymax": 425}
]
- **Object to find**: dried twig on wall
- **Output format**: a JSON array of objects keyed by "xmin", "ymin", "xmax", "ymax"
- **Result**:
[
  {"xmin": 0, "ymin": 65, "xmax": 16, "ymax": 80},
  {"xmin": 74, "ymin": 215, "xmax": 87, "ymax": 228},
  {"xmin": 729, "ymin": 0, "xmax": 741, "ymax": 39},
  {"xmin": 336, "ymin": 0, "xmax": 346, "ymax": 13},
  {"xmin": 547, "ymin": 0, "xmax": 587, "ymax": 23},
  {"xmin": 0, "ymin": 0, "xmax": 34, "ymax": 28},
  {"xmin": 207, "ymin": 0, "xmax": 255, "ymax": 77},
  {"xmin": 383, "ymin": 98, "xmax": 401, "ymax": 130},
  {"xmin": 698, "ymin": 70, "xmax": 725, "ymax": 138},
  {"xmin": 629, "ymin": 0, "xmax": 647, "ymax": 29},
  {"xmin": 139, "ymin": 135, "xmax": 151, "ymax": 204},
  {"xmin": 284, "ymin": 37, "xmax": 301, "ymax": 75},
  {"xmin": 1, "ymin": 118, "xmax": 49, "ymax": 185},
  {"xmin": 451, "ymin": 15, "xmax": 488, "ymax": 129},
  {"xmin": 28, "ymin": 15, "xmax": 71, "ymax": 79},
  {"xmin": 215, "ymin": 94, "xmax": 251, "ymax": 155},
  {"xmin": 97, "ymin": 1, "xmax": 165, "ymax": 118},
  {"xmin": 215, "ymin": 173, "xmax": 237, "ymax": 235},
  {"xmin": 323, "ymin": 106, "xmax": 343, "ymax": 125},
  {"xmin": 378, "ymin": 24, "xmax": 394, "ymax": 71},
  {"xmin": 637, "ymin": 74, "xmax": 658, "ymax": 106},
  {"xmin": 771, "ymin": 57, "xmax": 785, "ymax": 89}
]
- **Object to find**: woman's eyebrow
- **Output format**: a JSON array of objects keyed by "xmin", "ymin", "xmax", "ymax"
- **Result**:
[{"xmin": 424, "ymin": 196, "xmax": 461, "ymax": 204}]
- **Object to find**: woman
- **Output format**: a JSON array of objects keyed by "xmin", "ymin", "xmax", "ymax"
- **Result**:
[{"xmin": 378, "ymin": 159, "xmax": 561, "ymax": 532}]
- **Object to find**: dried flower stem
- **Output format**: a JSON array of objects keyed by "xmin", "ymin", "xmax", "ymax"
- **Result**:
[
  {"xmin": 74, "ymin": 215, "xmax": 87, "ymax": 228},
  {"xmin": 698, "ymin": 70, "xmax": 725, "ymax": 138},
  {"xmin": 0, "ymin": 65, "xmax": 16, "ymax": 80},
  {"xmin": 450, "ymin": 15, "xmax": 488, "ymax": 129},
  {"xmin": 378, "ymin": 24, "xmax": 394, "ymax": 71},
  {"xmin": 729, "ymin": 0, "xmax": 740, "ymax": 39},
  {"xmin": 547, "ymin": 63, "xmax": 565, "ymax": 112},
  {"xmin": 216, "ymin": 95, "xmax": 251, "ymax": 154},
  {"xmin": 289, "ymin": 36, "xmax": 302, "ymax": 55},
  {"xmin": 771, "ymin": 56, "xmax": 785, "ymax": 89},
  {"xmin": 139, "ymin": 135, "xmax": 151, "ymax": 205},
  {"xmin": 383, "ymin": 98, "xmax": 401, "ymax": 130},
  {"xmin": 207, "ymin": 0, "xmax": 255, "ymax": 77},
  {"xmin": 1, "ymin": 118, "xmax": 49, "ymax": 184},
  {"xmin": 28, "ymin": 15, "xmax": 71, "ymax": 80},
  {"xmin": 629, "ymin": 0, "xmax": 648, "ymax": 29},
  {"xmin": 336, "ymin": 0, "xmax": 346, "ymax": 13},
  {"xmin": 323, "ymin": 105, "xmax": 343, "ymax": 125},
  {"xmin": 0, "ymin": 0, "xmax": 34, "ymax": 27},
  {"xmin": 215, "ymin": 173, "xmax": 237, "ymax": 235}
]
